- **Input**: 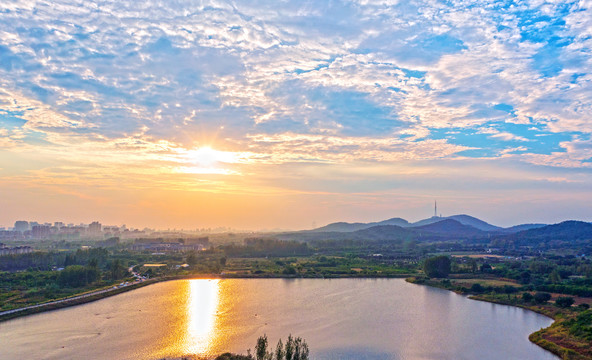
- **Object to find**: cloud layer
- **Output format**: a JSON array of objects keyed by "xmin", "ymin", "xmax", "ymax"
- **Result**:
[{"xmin": 0, "ymin": 0, "xmax": 591, "ymax": 228}]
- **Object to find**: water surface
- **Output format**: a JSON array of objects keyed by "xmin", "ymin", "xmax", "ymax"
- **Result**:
[{"xmin": 0, "ymin": 278, "xmax": 557, "ymax": 359}]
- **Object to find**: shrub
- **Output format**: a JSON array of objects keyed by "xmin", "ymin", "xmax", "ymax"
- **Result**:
[
  {"xmin": 423, "ymin": 256, "xmax": 451, "ymax": 278},
  {"xmin": 522, "ymin": 292, "xmax": 534, "ymax": 303},
  {"xmin": 533, "ymin": 292, "xmax": 552, "ymax": 304},
  {"xmin": 555, "ymin": 296, "xmax": 575, "ymax": 308},
  {"xmin": 470, "ymin": 283, "xmax": 484, "ymax": 293}
]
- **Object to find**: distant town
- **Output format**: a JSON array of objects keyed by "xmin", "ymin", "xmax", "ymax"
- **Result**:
[{"xmin": 0, "ymin": 220, "xmax": 235, "ymax": 241}]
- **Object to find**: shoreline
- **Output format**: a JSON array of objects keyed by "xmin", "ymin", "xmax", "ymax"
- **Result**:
[
  {"xmin": 1, "ymin": 274, "xmax": 584, "ymax": 359},
  {"xmin": 406, "ymin": 277, "xmax": 591, "ymax": 360}
]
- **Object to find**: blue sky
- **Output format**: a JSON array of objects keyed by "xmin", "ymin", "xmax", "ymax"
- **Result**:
[{"xmin": 0, "ymin": 0, "xmax": 591, "ymax": 229}]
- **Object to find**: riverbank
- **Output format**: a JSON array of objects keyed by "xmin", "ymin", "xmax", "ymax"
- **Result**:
[{"xmin": 406, "ymin": 277, "xmax": 592, "ymax": 360}]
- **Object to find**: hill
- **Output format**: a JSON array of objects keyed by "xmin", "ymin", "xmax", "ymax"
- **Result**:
[
  {"xmin": 311, "ymin": 217, "xmax": 409, "ymax": 232},
  {"xmin": 492, "ymin": 221, "xmax": 592, "ymax": 249},
  {"xmin": 501, "ymin": 223, "xmax": 547, "ymax": 233},
  {"xmin": 411, "ymin": 214, "xmax": 501, "ymax": 232},
  {"xmin": 413, "ymin": 219, "xmax": 488, "ymax": 237}
]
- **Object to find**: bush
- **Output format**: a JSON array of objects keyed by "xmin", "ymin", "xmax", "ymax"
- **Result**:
[
  {"xmin": 423, "ymin": 256, "xmax": 451, "ymax": 278},
  {"xmin": 470, "ymin": 283, "xmax": 484, "ymax": 293},
  {"xmin": 522, "ymin": 292, "xmax": 534, "ymax": 303},
  {"xmin": 533, "ymin": 292, "xmax": 552, "ymax": 304},
  {"xmin": 215, "ymin": 353, "xmax": 252, "ymax": 360},
  {"xmin": 57, "ymin": 265, "xmax": 99, "ymax": 288},
  {"xmin": 555, "ymin": 296, "xmax": 575, "ymax": 308}
]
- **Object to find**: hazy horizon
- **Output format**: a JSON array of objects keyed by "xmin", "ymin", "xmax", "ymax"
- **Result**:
[
  {"xmin": 2, "ymin": 209, "xmax": 591, "ymax": 232},
  {"xmin": 1, "ymin": 1, "xmax": 591, "ymax": 230}
]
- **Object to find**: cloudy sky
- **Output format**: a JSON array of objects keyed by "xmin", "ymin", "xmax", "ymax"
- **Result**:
[{"xmin": 1, "ymin": 0, "xmax": 591, "ymax": 230}]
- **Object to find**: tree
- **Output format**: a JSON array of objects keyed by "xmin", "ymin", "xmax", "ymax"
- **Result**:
[
  {"xmin": 274, "ymin": 339, "xmax": 285, "ymax": 360},
  {"xmin": 57, "ymin": 265, "xmax": 99, "ymax": 288},
  {"xmin": 549, "ymin": 269, "xmax": 561, "ymax": 284},
  {"xmin": 423, "ymin": 256, "xmax": 451, "ymax": 278},
  {"xmin": 522, "ymin": 292, "xmax": 534, "ymax": 303},
  {"xmin": 480, "ymin": 263, "xmax": 492, "ymax": 272},
  {"xmin": 469, "ymin": 259, "xmax": 478, "ymax": 273},
  {"xmin": 555, "ymin": 296, "xmax": 575, "ymax": 308},
  {"xmin": 282, "ymin": 335, "xmax": 308, "ymax": 360},
  {"xmin": 533, "ymin": 292, "xmax": 552, "ymax": 304},
  {"xmin": 255, "ymin": 334, "xmax": 270, "ymax": 360},
  {"xmin": 293, "ymin": 337, "xmax": 309, "ymax": 360},
  {"xmin": 109, "ymin": 259, "xmax": 127, "ymax": 280},
  {"xmin": 285, "ymin": 335, "xmax": 294, "ymax": 360},
  {"xmin": 503, "ymin": 285, "xmax": 517, "ymax": 299},
  {"xmin": 470, "ymin": 283, "xmax": 484, "ymax": 293},
  {"xmin": 186, "ymin": 251, "xmax": 198, "ymax": 266}
]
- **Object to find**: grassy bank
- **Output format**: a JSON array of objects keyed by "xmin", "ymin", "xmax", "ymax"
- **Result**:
[{"xmin": 407, "ymin": 276, "xmax": 592, "ymax": 360}]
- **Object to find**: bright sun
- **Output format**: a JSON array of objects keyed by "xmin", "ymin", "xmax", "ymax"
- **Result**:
[
  {"xmin": 190, "ymin": 146, "xmax": 219, "ymax": 167},
  {"xmin": 187, "ymin": 146, "xmax": 239, "ymax": 168}
]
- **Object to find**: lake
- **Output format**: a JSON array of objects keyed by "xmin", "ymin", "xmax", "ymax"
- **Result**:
[{"xmin": 0, "ymin": 278, "xmax": 557, "ymax": 360}]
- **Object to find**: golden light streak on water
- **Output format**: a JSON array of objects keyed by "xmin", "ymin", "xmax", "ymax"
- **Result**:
[{"xmin": 183, "ymin": 279, "xmax": 221, "ymax": 355}]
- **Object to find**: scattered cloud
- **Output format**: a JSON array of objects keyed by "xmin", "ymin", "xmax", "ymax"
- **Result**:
[{"xmin": 1, "ymin": 0, "xmax": 592, "ymax": 228}]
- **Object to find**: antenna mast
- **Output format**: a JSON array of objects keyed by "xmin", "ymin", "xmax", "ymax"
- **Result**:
[{"xmin": 434, "ymin": 200, "xmax": 437, "ymax": 217}]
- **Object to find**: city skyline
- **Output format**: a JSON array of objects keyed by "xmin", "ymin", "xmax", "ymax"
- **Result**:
[{"xmin": 1, "ymin": 1, "xmax": 592, "ymax": 230}]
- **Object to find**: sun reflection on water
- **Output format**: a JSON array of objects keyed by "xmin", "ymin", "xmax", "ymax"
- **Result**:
[{"xmin": 184, "ymin": 279, "xmax": 220, "ymax": 355}]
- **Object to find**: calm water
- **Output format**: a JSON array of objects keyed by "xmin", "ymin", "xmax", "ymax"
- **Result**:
[{"xmin": 0, "ymin": 278, "xmax": 556, "ymax": 360}]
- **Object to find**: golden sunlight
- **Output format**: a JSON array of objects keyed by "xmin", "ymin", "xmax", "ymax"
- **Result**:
[
  {"xmin": 184, "ymin": 279, "xmax": 220, "ymax": 354},
  {"xmin": 177, "ymin": 146, "xmax": 244, "ymax": 175},
  {"xmin": 188, "ymin": 147, "xmax": 238, "ymax": 167}
]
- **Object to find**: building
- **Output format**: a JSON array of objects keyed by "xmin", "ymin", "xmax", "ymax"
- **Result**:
[
  {"xmin": 32, "ymin": 225, "xmax": 51, "ymax": 239},
  {"xmin": 0, "ymin": 244, "xmax": 33, "ymax": 256},
  {"xmin": 88, "ymin": 221, "xmax": 102, "ymax": 235},
  {"xmin": 14, "ymin": 221, "xmax": 29, "ymax": 233}
]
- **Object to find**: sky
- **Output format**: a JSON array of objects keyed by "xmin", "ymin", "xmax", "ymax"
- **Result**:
[{"xmin": 0, "ymin": 0, "xmax": 591, "ymax": 230}]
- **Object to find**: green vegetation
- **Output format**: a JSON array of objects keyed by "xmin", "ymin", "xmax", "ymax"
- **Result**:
[
  {"xmin": 253, "ymin": 334, "xmax": 309, "ymax": 360},
  {"xmin": 423, "ymin": 255, "xmax": 451, "ymax": 278},
  {"xmin": 3, "ymin": 226, "xmax": 592, "ymax": 359},
  {"xmin": 210, "ymin": 335, "xmax": 309, "ymax": 360}
]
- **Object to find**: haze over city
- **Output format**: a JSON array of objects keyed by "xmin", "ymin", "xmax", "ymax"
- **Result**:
[{"xmin": 1, "ymin": 1, "xmax": 592, "ymax": 230}]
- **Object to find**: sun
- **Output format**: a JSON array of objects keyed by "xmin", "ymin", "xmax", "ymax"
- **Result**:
[
  {"xmin": 190, "ymin": 146, "xmax": 220, "ymax": 167},
  {"xmin": 178, "ymin": 146, "xmax": 246, "ymax": 175},
  {"xmin": 184, "ymin": 146, "xmax": 241, "ymax": 172}
]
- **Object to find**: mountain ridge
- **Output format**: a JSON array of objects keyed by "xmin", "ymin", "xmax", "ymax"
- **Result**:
[{"xmin": 312, "ymin": 214, "xmax": 510, "ymax": 233}]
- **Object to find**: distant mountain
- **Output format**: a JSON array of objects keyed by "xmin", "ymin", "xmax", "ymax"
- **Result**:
[
  {"xmin": 311, "ymin": 222, "xmax": 373, "ymax": 232},
  {"xmin": 349, "ymin": 224, "xmax": 415, "ymax": 241},
  {"xmin": 283, "ymin": 215, "xmax": 590, "ymax": 249},
  {"xmin": 300, "ymin": 220, "xmax": 488, "ymax": 243},
  {"xmin": 493, "ymin": 221, "xmax": 592, "ymax": 248},
  {"xmin": 311, "ymin": 217, "xmax": 409, "ymax": 232},
  {"xmin": 501, "ymin": 223, "xmax": 547, "ymax": 233},
  {"xmin": 375, "ymin": 217, "xmax": 411, "ymax": 227},
  {"xmin": 277, "ymin": 224, "xmax": 414, "ymax": 242},
  {"xmin": 411, "ymin": 214, "xmax": 502, "ymax": 232},
  {"xmin": 413, "ymin": 219, "xmax": 487, "ymax": 237}
]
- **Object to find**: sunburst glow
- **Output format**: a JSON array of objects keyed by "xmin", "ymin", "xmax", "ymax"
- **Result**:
[
  {"xmin": 177, "ymin": 147, "xmax": 243, "ymax": 175},
  {"xmin": 188, "ymin": 147, "xmax": 236, "ymax": 167}
]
